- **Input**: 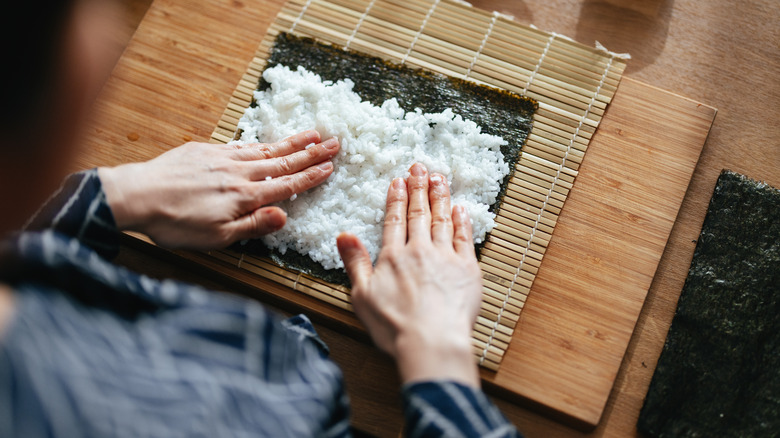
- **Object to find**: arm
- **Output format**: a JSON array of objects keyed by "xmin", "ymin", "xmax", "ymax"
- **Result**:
[
  {"xmin": 337, "ymin": 163, "xmax": 520, "ymax": 437},
  {"xmin": 24, "ymin": 169, "xmax": 120, "ymax": 258},
  {"xmin": 26, "ymin": 130, "xmax": 338, "ymax": 256},
  {"xmin": 26, "ymin": 130, "xmax": 339, "ymax": 256}
]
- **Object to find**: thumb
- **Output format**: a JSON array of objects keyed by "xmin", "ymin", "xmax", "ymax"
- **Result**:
[
  {"xmin": 337, "ymin": 232, "xmax": 372, "ymax": 291},
  {"xmin": 229, "ymin": 206, "xmax": 287, "ymax": 241}
]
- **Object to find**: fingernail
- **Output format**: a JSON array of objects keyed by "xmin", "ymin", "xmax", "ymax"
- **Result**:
[
  {"xmin": 392, "ymin": 177, "xmax": 405, "ymax": 189},
  {"xmin": 317, "ymin": 161, "xmax": 334, "ymax": 171},
  {"xmin": 322, "ymin": 137, "xmax": 339, "ymax": 150},
  {"xmin": 430, "ymin": 173, "xmax": 445, "ymax": 185},
  {"xmin": 410, "ymin": 163, "xmax": 427, "ymax": 177},
  {"xmin": 265, "ymin": 207, "xmax": 287, "ymax": 230}
]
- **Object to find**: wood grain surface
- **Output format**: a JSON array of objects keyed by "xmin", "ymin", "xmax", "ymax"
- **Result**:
[
  {"xmin": 485, "ymin": 76, "xmax": 714, "ymax": 428},
  {"xmin": 85, "ymin": 0, "xmax": 779, "ymax": 436}
]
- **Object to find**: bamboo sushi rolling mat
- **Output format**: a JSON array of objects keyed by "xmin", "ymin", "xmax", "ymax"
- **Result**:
[{"xmin": 207, "ymin": 0, "xmax": 627, "ymax": 371}]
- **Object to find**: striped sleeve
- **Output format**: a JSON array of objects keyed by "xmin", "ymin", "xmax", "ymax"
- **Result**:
[
  {"xmin": 23, "ymin": 169, "xmax": 119, "ymax": 258},
  {"xmin": 402, "ymin": 381, "xmax": 522, "ymax": 438},
  {"xmin": 1, "ymin": 231, "xmax": 352, "ymax": 437}
]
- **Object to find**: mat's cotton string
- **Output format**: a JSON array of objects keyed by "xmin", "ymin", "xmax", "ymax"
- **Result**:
[
  {"xmin": 402, "ymin": 0, "xmax": 441, "ymax": 64},
  {"xmin": 293, "ymin": 271, "xmax": 303, "ymax": 291},
  {"xmin": 345, "ymin": 0, "xmax": 377, "ymax": 49},
  {"xmin": 522, "ymin": 32, "xmax": 556, "ymax": 96},
  {"xmin": 290, "ymin": 0, "xmax": 314, "ymax": 32},
  {"xmin": 464, "ymin": 11, "xmax": 499, "ymax": 80},
  {"xmin": 479, "ymin": 53, "xmax": 616, "ymax": 365}
]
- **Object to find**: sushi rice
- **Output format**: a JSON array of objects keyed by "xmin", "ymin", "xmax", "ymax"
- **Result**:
[{"xmin": 232, "ymin": 65, "xmax": 509, "ymax": 270}]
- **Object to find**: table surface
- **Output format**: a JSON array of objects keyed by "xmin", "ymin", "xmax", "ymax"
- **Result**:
[{"xmin": 81, "ymin": 0, "xmax": 779, "ymax": 436}]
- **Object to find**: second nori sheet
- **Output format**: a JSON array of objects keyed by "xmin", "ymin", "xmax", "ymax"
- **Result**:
[
  {"xmin": 637, "ymin": 170, "xmax": 780, "ymax": 437},
  {"xmin": 237, "ymin": 33, "xmax": 537, "ymax": 285}
]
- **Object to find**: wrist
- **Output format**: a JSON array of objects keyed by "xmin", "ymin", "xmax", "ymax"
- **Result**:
[
  {"xmin": 98, "ymin": 164, "xmax": 150, "ymax": 231},
  {"xmin": 394, "ymin": 328, "xmax": 480, "ymax": 388}
]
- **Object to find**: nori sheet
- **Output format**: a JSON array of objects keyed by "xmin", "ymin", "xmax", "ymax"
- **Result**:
[
  {"xmin": 637, "ymin": 170, "xmax": 780, "ymax": 437},
  {"xmin": 235, "ymin": 33, "xmax": 537, "ymax": 286}
]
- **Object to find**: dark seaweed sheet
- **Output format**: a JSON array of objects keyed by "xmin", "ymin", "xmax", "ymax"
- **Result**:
[
  {"xmin": 235, "ymin": 33, "xmax": 537, "ymax": 286},
  {"xmin": 637, "ymin": 170, "xmax": 780, "ymax": 437}
]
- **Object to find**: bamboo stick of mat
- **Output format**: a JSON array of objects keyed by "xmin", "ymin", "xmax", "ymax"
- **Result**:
[{"xmin": 209, "ymin": 0, "xmax": 627, "ymax": 371}]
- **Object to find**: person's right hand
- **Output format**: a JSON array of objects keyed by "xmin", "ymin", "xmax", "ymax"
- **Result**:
[
  {"xmin": 99, "ymin": 130, "xmax": 339, "ymax": 250},
  {"xmin": 337, "ymin": 163, "xmax": 483, "ymax": 387}
]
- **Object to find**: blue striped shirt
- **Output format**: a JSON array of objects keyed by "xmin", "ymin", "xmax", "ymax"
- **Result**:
[{"xmin": 0, "ymin": 170, "xmax": 520, "ymax": 437}]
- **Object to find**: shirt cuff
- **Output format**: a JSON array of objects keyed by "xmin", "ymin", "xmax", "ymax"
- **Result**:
[
  {"xmin": 401, "ymin": 380, "xmax": 521, "ymax": 438},
  {"xmin": 24, "ymin": 169, "xmax": 120, "ymax": 259}
]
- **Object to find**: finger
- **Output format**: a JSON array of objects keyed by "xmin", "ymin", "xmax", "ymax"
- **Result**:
[
  {"xmin": 281, "ymin": 129, "xmax": 323, "ymax": 151},
  {"xmin": 452, "ymin": 205, "xmax": 476, "ymax": 257},
  {"xmin": 406, "ymin": 163, "xmax": 431, "ymax": 241},
  {"xmin": 253, "ymin": 161, "xmax": 334, "ymax": 205},
  {"xmin": 232, "ymin": 130, "xmax": 321, "ymax": 161},
  {"xmin": 382, "ymin": 178, "xmax": 408, "ymax": 249},
  {"xmin": 337, "ymin": 232, "xmax": 373, "ymax": 291},
  {"xmin": 429, "ymin": 173, "xmax": 453, "ymax": 247},
  {"xmin": 228, "ymin": 206, "xmax": 288, "ymax": 241},
  {"xmin": 247, "ymin": 137, "xmax": 339, "ymax": 180}
]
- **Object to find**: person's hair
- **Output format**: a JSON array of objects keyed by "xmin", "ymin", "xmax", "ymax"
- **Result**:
[{"xmin": 1, "ymin": 1, "xmax": 77, "ymax": 142}]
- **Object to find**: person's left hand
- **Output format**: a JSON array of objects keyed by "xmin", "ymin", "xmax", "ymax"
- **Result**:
[
  {"xmin": 337, "ymin": 163, "xmax": 483, "ymax": 386},
  {"xmin": 98, "ymin": 130, "xmax": 339, "ymax": 249}
]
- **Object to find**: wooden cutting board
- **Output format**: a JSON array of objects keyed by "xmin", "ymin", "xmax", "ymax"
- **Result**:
[
  {"xmin": 489, "ymin": 77, "xmax": 715, "ymax": 428},
  {"xmin": 78, "ymin": 0, "xmax": 716, "ymax": 429}
]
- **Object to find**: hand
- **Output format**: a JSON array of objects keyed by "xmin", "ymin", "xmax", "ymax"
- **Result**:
[
  {"xmin": 99, "ymin": 130, "xmax": 339, "ymax": 249},
  {"xmin": 337, "ymin": 163, "xmax": 483, "ymax": 387}
]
